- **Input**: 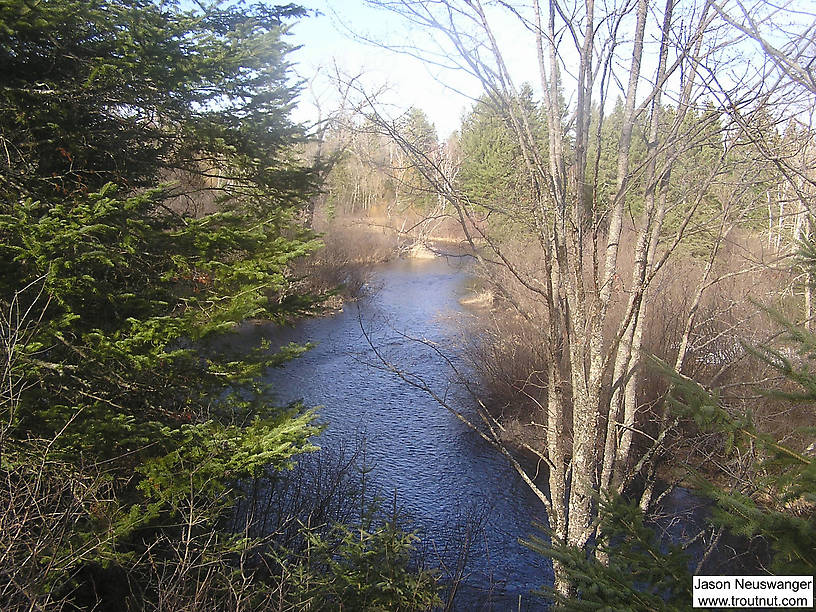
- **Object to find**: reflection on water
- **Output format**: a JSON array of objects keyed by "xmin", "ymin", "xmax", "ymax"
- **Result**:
[{"xmin": 245, "ymin": 257, "xmax": 551, "ymax": 609}]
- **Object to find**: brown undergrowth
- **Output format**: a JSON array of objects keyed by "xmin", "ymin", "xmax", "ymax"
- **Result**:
[
  {"xmin": 457, "ymin": 228, "xmax": 810, "ymax": 495},
  {"xmin": 289, "ymin": 220, "xmax": 398, "ymax": 312}
]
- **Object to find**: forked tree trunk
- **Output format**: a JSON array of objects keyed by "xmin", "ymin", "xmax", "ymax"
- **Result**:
[{"xmin": 358, "ymin": 0, "xmax": 732, "ymax": 596}]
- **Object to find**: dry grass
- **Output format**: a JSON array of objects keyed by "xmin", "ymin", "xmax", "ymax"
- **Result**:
[{"xmin": 289, "ymin": 221, "xmax": 398, "ymax": 310}]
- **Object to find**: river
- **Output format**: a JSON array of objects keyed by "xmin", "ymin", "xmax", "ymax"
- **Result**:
[{"xmin": 250, "ymin": 256, "xmax": 551, "ymax": 610}]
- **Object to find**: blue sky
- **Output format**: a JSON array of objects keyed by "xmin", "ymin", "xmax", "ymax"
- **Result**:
[
  {"xmin": 287, "ymin": 1, "xmax": 489, "ymax": 139},
  {"xmin": 285, "ymin": 1, "xmax": 638, "ymax": 139},
  {"xmin": 284, "ymin": 1, "xmax": 816, "ymax": 141}
]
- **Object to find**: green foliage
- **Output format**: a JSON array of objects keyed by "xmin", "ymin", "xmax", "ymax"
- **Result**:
[
  {"xmin": 658, "ymin": 103, "xmax": 729, "ymax": 257},
  {"xmin": 0, "ymin": 0, "xmax": 310, "ymax": 201},
  {"xmin": 401, "ymin": 107, "xmax": 438, "ymax": 156},
  {"xmin": 585, "ymin": 97, "xmax": 646, "ymax": 217},
  {"xmin": 534, "ymin": 318, "xmax": 816, "ymax": 607},
  {"xmin": 525, "ymin": 496, "xmax": 693, "ymax": 611},
  {"xmin": 0, "ymin": 2, "xmax": 446, "ymax": 607},
  {"xmin": 459, "ymin": 97, "xmax": 521, "ymax": 205},
  {"xmin": 137, "ymin": 410, "xmax": 320, "ymax": 514},
  {"xmin": 0, "ymin": 0, "xmax": 322, "ymax": 442},
  {"xmin": 531, "ymin": 253, "xmax": 816, "ymax": 605},
  {"xmin": 296, "ymin": 520, "xmax": 441, "ymax": 611},
  {"xmin": 653, "ymin": 301, "xmax": 816, "ymax": 575},
  {"xmin": 395, "ymin": 107, "xmax": 439, "ymax": 212},
  {"xmin": 275, "ymin": 488, "xmax": 441, "ymax": 612},
  {"xmin": 458, "ymin": 88, "xmax": 546, "ymax": 218},
  {"xmin": 0, "ymin": 0, "xmax": 334, "ymax": 607}
]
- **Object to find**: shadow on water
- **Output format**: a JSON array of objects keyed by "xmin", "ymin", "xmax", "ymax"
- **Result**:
[{"xmin": 234, "ymin": 257, "xmax": 552, "ymax": 610}]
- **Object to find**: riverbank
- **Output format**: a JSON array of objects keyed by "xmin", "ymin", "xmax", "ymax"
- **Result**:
[
  {"xmin": 297, "ymin": 217, "xmax": 480, "ymax": 314},
  {"xmin": 256, "ymin": 256, "xmax": 552, "ymax": 610},
  {"xmin": 279, "ymin": 230, "xmax": 776, "ymax": 601}
]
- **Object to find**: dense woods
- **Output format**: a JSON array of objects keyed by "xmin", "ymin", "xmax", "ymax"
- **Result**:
[
  {"xmin": 2, "ymin": 0, "xmax": 816, "ymax": 609},
  {"xmin": 311, "ymin": 0, "xmax": 816, "ymax": 605},
  {"xmin": 0, "ymin": 1, "xmax": 438, "ymax": 609}
]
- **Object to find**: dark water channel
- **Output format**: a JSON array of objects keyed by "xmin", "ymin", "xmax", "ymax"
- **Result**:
[{"xmin": 250, "ymin": 257, "xmax": 552, "ymax": 609}]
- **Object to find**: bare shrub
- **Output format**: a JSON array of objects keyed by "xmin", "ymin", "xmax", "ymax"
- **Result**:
[
  {"xmin": 0, "ymin": 441, "xmax": 114, "ymax": 611},
  {"xmin": 460, "ymin": 228, "xmax": 801, "ymax": 494},
  {"xmin": 288, "ymin": 221, "xmax": 398, "ymax": 309}
]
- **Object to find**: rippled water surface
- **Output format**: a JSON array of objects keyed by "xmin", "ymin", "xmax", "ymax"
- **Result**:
[{"xmin": 248, "ymin": 257, "xmax": 552, "ymax": 609}]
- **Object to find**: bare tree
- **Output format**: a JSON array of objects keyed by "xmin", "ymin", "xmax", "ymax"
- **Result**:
[
  {"xmin": 711, "ymin": 0, "xmax": 816, "ymax": 327},
  {"xmin": 326, "ymin": 0, "xmax": 800, "ymax": 595}
]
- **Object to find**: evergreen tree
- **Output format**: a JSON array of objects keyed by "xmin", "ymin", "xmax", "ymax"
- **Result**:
[
  {"xmin": 525, "ymin": 495, "xmax": 693, "ymax": 611},
  {"xmin": 0, "ymin": 0, "xmax": 326, "ymax": 606},
  {"xmin": 529, "ymin": 285, "xmax": 816, "ymax": 609},
  {"xmin": 458, "ymin": 86, "xmax": 547, "ymax": 239},
  {"xmin": 395, "ymin": 106, "xmax": 438, "ymax": 212},
  {"xmin": 458, "ymin": 87, "xmax": 545, "ymax": 210},
  {"xmin": 459, "ymin": 96, "xmax": 521, "ymax": 207}
]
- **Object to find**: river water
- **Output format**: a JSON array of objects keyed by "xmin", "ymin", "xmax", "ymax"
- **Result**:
[{"xmin": 253, "ymin": 257, "xmax": 551, "ymax": 609}]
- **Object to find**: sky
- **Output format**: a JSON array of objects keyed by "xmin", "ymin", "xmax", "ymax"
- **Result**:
[
  {"xmin": 284, "ymin": 1, "xmax": 816, "ymax": 141},
  {"xmin": 285, "ymin": 0, "xmax": 665, "ymax": 140},
  {"xmin": 287, "ymin": 1, "xmax": 503, "ymax": 139}
]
